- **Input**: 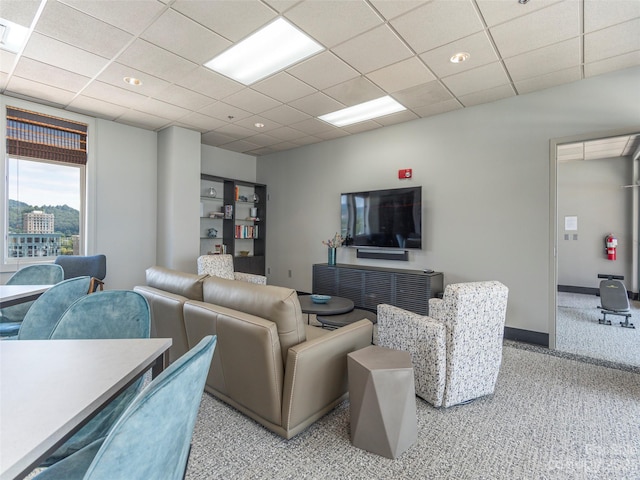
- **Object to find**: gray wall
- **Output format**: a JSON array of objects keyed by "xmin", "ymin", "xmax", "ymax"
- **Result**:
[
  {"xmin": 257, "ymin": 66, "xmax": 640, "ymax": 335},
  {"xmin": 557, "ymin": 156, "xmax": 634, "ymax": 290}
]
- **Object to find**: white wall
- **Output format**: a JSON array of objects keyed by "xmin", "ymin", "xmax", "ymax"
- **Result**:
[
  {"xmin": 94, "ymin": 119, "xmax": 157, "ymax": 289},
  {"xmin": 257, "ymin": 66, "xmax": 640, "ymax": 336},
  {"xmin": 557, "ymin": 156, "xmax": 633, "ymax": 289},
  {"xmin": 201, "ymin": 144, "xmax": 256, "ymax": 182}
]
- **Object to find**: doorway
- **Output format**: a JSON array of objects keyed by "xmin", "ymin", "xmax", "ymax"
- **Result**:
[{"xmin": 550, "ymin": 129, "xmax": 640, "ymax": 367}]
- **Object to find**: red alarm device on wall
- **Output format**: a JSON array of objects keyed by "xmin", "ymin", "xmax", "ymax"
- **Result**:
[{"xmin": 398, "ymin": 168, "xmax": 412, "ymax": 179}]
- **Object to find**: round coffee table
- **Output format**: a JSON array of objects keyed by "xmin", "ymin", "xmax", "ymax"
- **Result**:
[
  {"xmin": 298, "ymin": 295, "xmax": 354, "ymax": 316},
  {"xmin": 316, "ymin": 308, "xmax": 377, "ymax": 329}
]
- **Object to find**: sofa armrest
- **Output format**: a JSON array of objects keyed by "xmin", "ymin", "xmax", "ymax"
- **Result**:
[
  {"xmin": 281, "ymin": 319, "xmax": 373, "ymax": 437},
  {"xmin": 377, "ymin": 304, "xmax": 447, "ymax": 406},
  {"xmin": 233, "ymin": 272, "xmax": 267, "ymax": 285},
  {"xmin": 428, "ymin": 297, "xmax": 446, "ymax": 322}
]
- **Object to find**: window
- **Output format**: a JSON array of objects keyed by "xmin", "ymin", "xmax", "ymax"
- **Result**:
[{"xmin": 5, "ymin": 107, "xmax": 87, "ymax": 263}]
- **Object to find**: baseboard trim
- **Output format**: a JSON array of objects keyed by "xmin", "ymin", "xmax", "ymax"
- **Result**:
[{"xmin": 504, "ymin": 327, "xmax": 549, "ymax": 347}]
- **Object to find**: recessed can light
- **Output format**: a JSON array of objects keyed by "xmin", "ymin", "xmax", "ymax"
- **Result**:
[
  {"xmin": 123, "ymin": 76, "xmax": 142, "ymax": 86},
  {"xmin": 254, "ymin": 123, "xmax": 265, "ymax": 128},
  {"xmin": 450, "ymin": 52, "xmax": 470, "ymax": 64}
]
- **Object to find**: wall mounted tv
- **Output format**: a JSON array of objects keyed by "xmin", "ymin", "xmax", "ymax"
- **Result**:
[{"xmin": 341, "ymin": 186, "xmax": 422, "ymax": 250}]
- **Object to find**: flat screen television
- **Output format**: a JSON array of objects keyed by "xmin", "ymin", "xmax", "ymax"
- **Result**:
[{"xmin": 341, "ymin": 186, "xmax": 422, "ymax": 249}]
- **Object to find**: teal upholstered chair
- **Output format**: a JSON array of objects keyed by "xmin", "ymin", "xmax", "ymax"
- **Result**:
[
  {"xmin": 34, "ymin": 335, "xmax": 217, "ymax": 480},
  {"xmin": 15, "ymin": 276, "xmax": 92, "ymax": 340},
  {"xmin": 42, "ymin": 290, "xmax": 151, "ymax": 465},
  {"xmin": 54, "ymin": 254, "xmax": 107, "ymax": 292},
  {"xmin": 0, "ymin": 264, "xmax": 64, "ymax": 337}
]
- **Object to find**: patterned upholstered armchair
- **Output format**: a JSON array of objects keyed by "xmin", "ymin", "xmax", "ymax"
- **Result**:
[
  {"xmin": 197, "ymin": 254, "xmax": 266, "ymax": 285},
  {"xmin": 377, "ymin": 281, "xmax": 508, "ymax": 408}
]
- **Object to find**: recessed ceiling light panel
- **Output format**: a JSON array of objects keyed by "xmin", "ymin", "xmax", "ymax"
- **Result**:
[
  {"xmin": 319, "ymin": 96, "xmax": 407, "ymax": 127},
  {"xmin": 0, "ymin": 18, "xmax": 29, "ymax": 53},
  {"xmin": 204, "ymin": 18, "xmax": 324, "ymax": 85},
  {"xmin": 123, "ymin": 76, "xmax": 142, "ymax": 86}
]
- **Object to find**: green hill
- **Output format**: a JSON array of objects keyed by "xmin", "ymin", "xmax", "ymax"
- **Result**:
[{"xmin": 8, "ymin": 199, "xmax": 79, "ymax": 236}]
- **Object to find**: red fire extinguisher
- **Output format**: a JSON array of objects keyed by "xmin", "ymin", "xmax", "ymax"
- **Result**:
[{"xmin": 605, "ymin": 234, "xmax": 617, "ymax": 261}]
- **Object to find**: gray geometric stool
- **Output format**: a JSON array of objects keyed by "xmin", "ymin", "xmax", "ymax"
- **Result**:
[{"xmin": 347, "ymin": 345, "xmax": 417, "ymax": 459}]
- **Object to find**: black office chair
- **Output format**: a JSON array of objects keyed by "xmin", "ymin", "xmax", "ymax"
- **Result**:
[{"xmin": 54, "ymin": 254, "xmax": 106, "ymax": 292}]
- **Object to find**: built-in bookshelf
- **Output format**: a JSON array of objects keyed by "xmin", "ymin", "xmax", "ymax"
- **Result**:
[{"xmin": 200, "ymin": 174, "xmax": 266, "ymax": 275}]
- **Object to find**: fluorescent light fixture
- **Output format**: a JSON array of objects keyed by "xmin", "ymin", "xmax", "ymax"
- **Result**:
[
  {"xmin": 319, "ymin": 96, "xmax": 407, "ymax": 127},
  {"xmin": 0, "ymin": 18, "xmax": 29, "ymax": 53},
  {"xmin": 204, "ymin": 18, "xmax": 324, "ymax": 85}
]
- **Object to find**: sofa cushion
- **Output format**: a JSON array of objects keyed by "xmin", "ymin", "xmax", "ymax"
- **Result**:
[
  {"xmin": 145, "ymin": 266, "xmax": 207, "ymax": 302},
  {"xmin": 202, "ymin": 275, "xmax": 306, "ymax": 362}
]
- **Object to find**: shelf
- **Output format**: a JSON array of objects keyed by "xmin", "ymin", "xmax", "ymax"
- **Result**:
[
  {"xmin": 200, "ymin": 196, "xmax": 223, "ymax": 201},
  {"xmin": 200, "ymin": 237, "xmax": 223, "ymax": 240}
]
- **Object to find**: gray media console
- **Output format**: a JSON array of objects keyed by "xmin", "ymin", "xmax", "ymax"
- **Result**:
[{"xmin": 312, "ymin": 263, "xmax": 443, "ymax": 316}]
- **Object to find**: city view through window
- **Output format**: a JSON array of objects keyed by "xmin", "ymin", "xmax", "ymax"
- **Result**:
[{"xmin": 6, "ymin": 157, "xmax": 82, "ymax": 259}]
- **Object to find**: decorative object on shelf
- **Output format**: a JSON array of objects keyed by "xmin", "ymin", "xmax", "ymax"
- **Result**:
[
  {"xmin": 209, "ymin": 212, "xmax": 224, "ymax": 218},
  {"xmin": 224, "ymin": 205, "xmax": 233, "ymax": 219},
  {"xmin": 252, "ymin": 192, "xmax": 260, "ymax": 203},
  {"xmin": 238, "ymin": 250, "xmax": 250, "ymax": 257},
  {"xmin": 208, "ymin": 187, "xmax": 217, "ymax": 198},
  {"xmin": 238, "ymin": 195, "xmax": 248, "ymax": 202},
  {"xmin": 250, "ymin": 207, "xmax": 258, "ymax": 218},
  {"xmin": 322, "ymin": 233, "xmax": 344, "ymax": 266},
  {"xmin": 207, "ymin": 228, "xmax": 218, "ymax": 238},
  {"xmin": 311, "ymin": 294, "xmax": 331, "ymax": 304}
]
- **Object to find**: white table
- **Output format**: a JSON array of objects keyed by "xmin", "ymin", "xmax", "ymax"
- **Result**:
[
  {"xmin": 0, "ymin": 285, "xmax": 52, "ymax": 308},
  {"xmin": 0, "ymin": 338, "xmax": 172, "ymax": 480}
]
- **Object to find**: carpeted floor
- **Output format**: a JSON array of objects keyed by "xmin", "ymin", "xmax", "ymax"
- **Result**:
[
  {"xmin": 185, "ymin": 343, "xmax": 640, "ymax": 480},
  {"xmin": 556, "ymin": 292, "xmax": 639, "ymax": 367}
]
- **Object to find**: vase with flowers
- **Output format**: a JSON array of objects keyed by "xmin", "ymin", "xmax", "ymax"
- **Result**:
[{"xmin": 322, "ymin": 233, "xmax": 344, "ymax": 266}]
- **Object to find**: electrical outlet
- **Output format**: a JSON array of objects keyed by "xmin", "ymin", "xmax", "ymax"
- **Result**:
[{"xmin": 288, "ymin": 269, "xmax": 292, "ymax": 278}]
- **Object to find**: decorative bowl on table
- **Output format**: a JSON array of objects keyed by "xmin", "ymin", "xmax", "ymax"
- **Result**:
[
  {"xmin": 238, "ymin": 251, "xmax": 250, "ymax": 257},
  {"xmin": 311, "ymin": 294, "xmax": 331, "ymax": 304}
]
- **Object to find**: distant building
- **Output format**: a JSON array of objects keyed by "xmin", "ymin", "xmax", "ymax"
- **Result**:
[
  {"xmin": 23, "ymin": 210, "xmax": 55, "ymax": 234},
  {"xmin": 7, "ymin": 233, "xmax": 61, "ymax": 258}
]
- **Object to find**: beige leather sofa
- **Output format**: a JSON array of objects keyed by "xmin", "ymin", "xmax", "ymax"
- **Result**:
[{"xmin": 134, "ymin": 266, "xmax": 373, "ymax": 439}]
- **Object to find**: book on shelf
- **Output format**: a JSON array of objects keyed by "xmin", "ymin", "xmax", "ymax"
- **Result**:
[{"xmin": 224, "ymin": 204, "xmax": 233, "ymax": 219}]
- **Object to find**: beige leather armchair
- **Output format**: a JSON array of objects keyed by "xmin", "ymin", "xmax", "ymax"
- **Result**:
[{"xmin": 183, "ymin": 276, "xmax": 373, "ymax": 439}]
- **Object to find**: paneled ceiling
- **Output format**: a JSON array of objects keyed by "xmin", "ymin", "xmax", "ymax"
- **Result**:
[
  {"xmin": 0, "ymin": 0, "xmax": 639, "ymax": 157},
  {"xmin": 558, "ymin": 134, "xmax": 640, "ymax": 162}
]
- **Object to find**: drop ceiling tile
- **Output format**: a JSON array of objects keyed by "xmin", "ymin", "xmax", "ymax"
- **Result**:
[
  {"xmin": 290, "ymin": 117, "xmax": 336, "ymax": 135},
  {"xmin": 116, "ymin": 113, "xmax": 169, "ymax": 132},
  {"xmin": 82, "ymin": 80, "xmax": 150, "ymax": 110},
  {"xmin": 288, "ymin": 91, "xmax": 345, "ymax": 117},
  {"xmin": 260, "ymin": 105, "xmax": 310, "ymax": 125},
  {"xmin": 214, "ymin": 123, "xmax": 258, "ymax": 139},
  {"xmin": 504, "ymin": 38, "xmax": 580, "ymax": 82},
  {"xmin": 475, "ymin": 0, "xmax": 561, "ymax": 27},
  {"xmin": 67, "ymin": 95, "xmax": 129, "ymax": 120},
  {"xmin": 375, "ymin": 109, "xmax": 419, "ymax": 126},
  {"xmin": 343, "ymin": 120, "xmax": 382, "ymax": 134},
  {"xmin": 135, "ymin": 97, "xmax": 191, "ymax": 120},
  {"xmin": 201, "ymin": 130, "xmax": 237, "ymax": 146},
  {"xmin": 0, "ymin": 50, "xmax": 16, "ymax": 74},
  {"xmin": 287, "ymin": 52, "xmax": 360, "ymax": 90},
  {"xmin": 96, "ymin": 62, "xmax": 171, "ymax": 97},
  {"xmin": 457, "ymin": 83, "xmax": 515, "ymax": 107},
  {"xmin": 177, "ymin": 67, "xmax": 244, "ymax": 100},
  {"xmin": 117, "ymin": 39, "xmax": 199, "ymax": 84},
  {"xmin": 323, "ymin": 77, "xmax": 385, "ymax": 107},
  {"xmin": 22, "ymin": 33, "xmax": 109, "ymax": 78},
  {"xmin": 490, "ymin": 1, "xmax": 580, "ymax": 58},
  {"xmin": 332, "ymin": 24, "xmax": 413, "ymax": 74},
  {"xmin": 141, "ymin": 9, "xmax": 230, "ymax": 64},
  {"xmin": 223, "ymin": 88, "xmax": 281, "ymax": 114},
  {"xmin": 0, "ymin": 72, "xmax": 7, "ymax": 90},
  {"xmin": 392, "ymin": 80, "xmax": 453, "ymax": 109},
  {"xmin": 584, "ymin": 0, "xmax": 640, "ymax": 33},
  {"xmin": 367, "ymin": 57, "xmax": 435, "ymax": 93},
  {"xmin": 172, "ymin": 0, "xmax": 277, "ymax": 43},
  {"xmin": 268, "ymin": 126, "xmax": 308, "ymax": 141},
  {"xmin": 172, "ymin": 112, "xmax": 226, "ymax": 132},
  {"xmin": 198, "ymin": 101, "xmax": 252, "ymax": 123},
  {"xmin": 233, "ymin": 115, "xmax": 282, "ymax": 133},
  {"xmin": 59, "ymin": 0, "xmax": 166, "ymax": 35},
  {"xmin": 35, "ymin": 1, "xmax": 133, "ymax": 58},
  {"xmin": 368, "ymin": 0, "xmax": 425, "ymax": 21},
  {"xmin": 391, "ymin": 0, "xmax": 484, "ymax": 54},
  {"xmin": 584, "ymin": 18, "xmax": 640, "ymax": 63},
  {"xmin": 247, "ymin": 146, "xmax": 279, "ymax": 156},
  {"xmin": 252, "ymin": 72, "xmax": 317, "ymax": 103},
  {"xmin": 291, "ymin": 135, "xmax": 323, "ymax": 146},
  {"xmin": 154, "ymin": 84, "xmax": 216, "ymax": 111},
  {"xmin": 5, "ymin": 76, "xmax": 76, "ymax": 107},
  {"xmin": 285, "ymin": 1, "xmax": 383, "ymax": 48},
  {"xmin": 243, "ymin": 133, "xmax": 282, "ymax": 147},
  {"xmin": 584, "ymin": 50, "xmax": 640, "ymax": 77},
  {"xmin": 413, "ymin": 98, "xmax": 462, "ymax": 118},
  {"xmin": 0, "ymin": 0, "xmax": 42, "ymax": 26},
  {"xmin": 441, "ymin": 61, "xmax": 510, "ymax": 97},
  {"xmin": 315, "ymin": 128, "xmax": 350, "ymax": 141},
  {"xmin": 13, "ymin": 58, "xmax": 90, "ymax": 92},
  {"xmin": 220, "ymin": 139, "xmax": 262, "ymax": 153},
  {"xmin": 420, "ymin": 31, "xmax": 500, "ymax": 78},
  {"xmin": 514, "ymin": 66, "xmax": 581, "ymax": 95},
  {"xmin": 262, "ymin": 0, "xmax": 300, "ymax": 14}
]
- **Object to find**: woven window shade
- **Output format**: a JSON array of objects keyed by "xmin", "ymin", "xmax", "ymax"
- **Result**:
[{"xmin": 6, "ymin": 107, "xmax": 88, "ymax": 165}]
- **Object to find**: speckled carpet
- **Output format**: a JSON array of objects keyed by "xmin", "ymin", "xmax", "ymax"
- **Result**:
[{"xmin": 185, "ymin": 343, "xmax": 640, "ymax": 480}]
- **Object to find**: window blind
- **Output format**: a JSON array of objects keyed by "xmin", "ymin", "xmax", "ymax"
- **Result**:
[{"xmin": 6, "ymin": 106, "xmax": 88, "ymax": 165}]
